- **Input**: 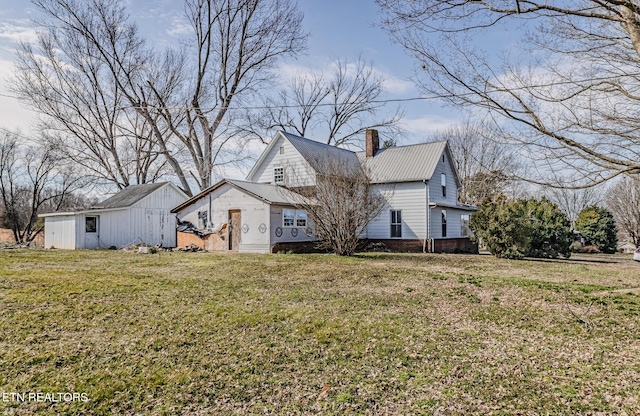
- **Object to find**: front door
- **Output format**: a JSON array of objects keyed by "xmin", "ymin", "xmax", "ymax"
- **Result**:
[{"xmin": 228, "ymin": 210, "xmax": 241, "ymax": 251}]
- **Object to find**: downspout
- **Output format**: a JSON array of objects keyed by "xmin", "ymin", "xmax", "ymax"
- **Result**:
[
  {"xmin": 423, "ymin": 180, "xmax": 429, "ymax": 253},
  {"xmin": 208, "ymin": 194, "xmax": 212, "ymax": 229}
]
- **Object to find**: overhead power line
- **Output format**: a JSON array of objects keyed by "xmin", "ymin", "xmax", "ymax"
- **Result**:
[{"xmin": 1, "ymin": 71, "xmax": 640, "ymax": 112}]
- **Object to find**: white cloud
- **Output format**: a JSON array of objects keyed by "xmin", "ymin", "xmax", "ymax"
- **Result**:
[
  {"xmin": 0, "ymin": 19, "xmax": 38, "ymax": 45},
  {"xmin": 380, "ymin": 74, "xmax": 414, "ymax": 95},
  {"xmin": 166, "ymin": 17, "xmax": 191, "ymax": 37},
  {"xmin": 399, "ymin": 114, "xmax": 461, "ymax": 140},
  {"xmin": 0, "ymin": 58, "xmax": 37, "ymax": 132}
]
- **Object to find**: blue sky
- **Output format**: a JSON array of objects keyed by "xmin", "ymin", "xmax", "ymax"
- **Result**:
[{"xmin": 0, "ymin": 0, "xmax": 464, "ymax": 147}]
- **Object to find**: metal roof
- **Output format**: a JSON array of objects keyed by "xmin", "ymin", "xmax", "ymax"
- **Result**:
[
  {"xmin": 247, "ymin": 131, "xmax": 452, "ymax": 184},
  {"xmin": 227, "ymin": 179, "xmax": 308, "ymax": 205},
  {"xmin": 282, "ymin": 132, "xmax": 361, "ymax": 174},
  {"xmin": 357, "ymin": 141, "xmax": 449, "ymax": 184},
  {"xmin": 171, "ymin": 179, "xmax": 309, "ymax": 213},
  {"xmin": 94, "ymin": 182, "xmax": 168, "ymax": 209},
  {"xmin": 282, "ymin": 132, "xmax": 451, "ymax": 183}
]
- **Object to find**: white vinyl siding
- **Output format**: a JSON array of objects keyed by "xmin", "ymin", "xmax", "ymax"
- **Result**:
[
  {"xmin": 366, "ymin": 182, "xmax": 426, "ymax": 240},
  {"xmin": 429, "ymin": 207, "xmax": 471, "ymax": 239},
  {"xmin": 430, "ymin": 150, "xmax": 459, "ymax": 206},
  {"xmin": 248, "ymin": 135, "xmax": 315, "ymax": 186}
]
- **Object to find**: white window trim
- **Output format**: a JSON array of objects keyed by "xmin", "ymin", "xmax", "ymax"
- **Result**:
[
  {"xmin": 274, "ymin": 167, "xmax": 284, "ymax": 184},
  {"xmin": 390, "ymin": 210, "xmax": 402, "ymax": 238}
]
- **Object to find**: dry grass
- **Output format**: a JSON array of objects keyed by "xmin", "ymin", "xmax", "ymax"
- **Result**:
[{"xmin": 0, "ymin": 250, "xmax": 639, "ymax": 415}]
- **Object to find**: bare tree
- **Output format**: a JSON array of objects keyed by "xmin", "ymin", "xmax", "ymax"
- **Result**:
[
  {"xmin": 430, "ymin": 119, "xmax": 517, "ymax": 205},
  {"xmin": 606, "ymin": 176, "xmax": 640, "ymax": 245},
  {"xmin": 378, "ymin": 1, "xmax": 640, "ymax": 187},
  {"xmin": 255, "ymin": 57, "xmax": 403, "ymax": 147},
  {"xmin": 545, "ymin": 184, "xmax": 602, "ymax": 228},
  {"xmin": 15, "ymin": 0, "xmax": 307, "ymax": 195},
  {"xmin": 288, "ymin": 156, "xmax": 388, "ymax": 256},
  {"xmin": 0, "ymin": 132, "xmax": 82, "ymax": 245}
]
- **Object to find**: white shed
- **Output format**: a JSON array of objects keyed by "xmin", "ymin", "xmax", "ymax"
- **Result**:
[{"xmin": 40, "ymin": 182, "xmax": 188, "ymax": 249}]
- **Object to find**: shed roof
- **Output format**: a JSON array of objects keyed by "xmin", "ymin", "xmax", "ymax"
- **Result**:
[
  {"xmin": 171, "ymin": 179, "xmax": 307, "ymax": 213},
  {"xmin": 95, "ymin": 182, "xmax": 168, "ymax": 209}
]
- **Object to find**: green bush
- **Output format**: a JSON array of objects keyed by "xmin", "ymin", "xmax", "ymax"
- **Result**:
[
  {"xmin": 471, "ymin": 196, "xmax": 571, "ymax": 259},
  {"xmin": 575, "ymin": 206, "xmax": 618, "ymax": 254}
]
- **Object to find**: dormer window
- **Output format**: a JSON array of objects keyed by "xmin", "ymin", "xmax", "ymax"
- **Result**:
[
  {"xmin": 274, "ymin": 167, "xmax": 284, "ymax": 184},
  {"xmin": 279, "ymin": 146, "xmax": 285, "ymax": 155}
]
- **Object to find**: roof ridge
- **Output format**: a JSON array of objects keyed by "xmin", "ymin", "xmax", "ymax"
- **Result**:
[
  {"xmin": 283, "ymin": 131, "xmax": 356, "ymax": 155},
  {"xmin": 355, "ymin": 140, "xmax": 447, "ymax": 154}
]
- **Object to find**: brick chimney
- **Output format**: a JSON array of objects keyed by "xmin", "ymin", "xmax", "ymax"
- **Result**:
[{"xmin": 365, "ymin": 129, "xmax": 379, "ymax": 158}]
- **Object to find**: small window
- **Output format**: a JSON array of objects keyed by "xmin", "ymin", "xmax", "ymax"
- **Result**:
[
  {"xmin": 441, "ymin": 210, "xmax": 447, "ymax": 238},
  {"xmin": 274, "ymin": 167, "xmax": 284, "ymax": 184},
  {"xmin": 461, "ymin": 214, "xmax": 470, "ymax": 237},
  {"xmin": 279, "ymin": 146, "xmax": 285, "ymax": 155},
  {"xmin": 296, "ymin": 210, "xmax": 307, "ymax": 227},
  {"xmin": 283, "ymin": 209, "xmax": 295, "ymax": 227},
  {"xmin": 391, "ymin": 210, "xmax": 402, "ymax": 238},
  {"xmin": 441, "ymin": 173, "xmax": 446, "ymax": 198},
  {"xmin": 442, "ymin": 154, "xmax": 445, "ymax": 163},
  {"xmin": 85, "ymin": 216, "xmax": 97, "ymax": 233}
]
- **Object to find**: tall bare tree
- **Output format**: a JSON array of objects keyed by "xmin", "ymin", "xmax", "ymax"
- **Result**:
[
  {"xmin": 378, "ymin": 1, "xmax": 640, "ymax": 187},
  {"xmin": 255, "ymin": 57, "xmax": 402, "ymax": 147},
  {"xmin": 15, "ymin": 0, "xmax": 307, "ymax": 195},
  {"xmin": 606, "ymin": 176, "xmax": 640, "ymax": 245},
  {"xmin": 0, "ymin": 132, "xmax": 81, "ymax": 245},
  {"xmin": 430, "ymin": 119, "xmax": 517, "ymax": 205}
]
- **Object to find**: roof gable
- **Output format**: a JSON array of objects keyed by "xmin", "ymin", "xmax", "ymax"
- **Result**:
[
  {"xmin": 171, "ymin": 179, "xmax": 306, "ymax": 213},
  {"xmin": 94, "ymin": 182, "xmax": 169, "ymax": 209}
]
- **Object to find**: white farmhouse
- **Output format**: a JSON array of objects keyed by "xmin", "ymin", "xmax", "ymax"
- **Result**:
[
  {"xmin": 172, "ymin": 130, "xmax": 477, "ymax": 253},
  {"xmin": 41, "ymin": 182, "xmax": 187, "ymax": 249}
]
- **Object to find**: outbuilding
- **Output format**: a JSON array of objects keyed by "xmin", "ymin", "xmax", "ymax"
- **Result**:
[
  {"xmin": 40, "ymin": 182, "xmax": 187, "ymax": 249},
  {"xmin": 171, "ymin": 179, "xmax": 315, "ymax": 253}
]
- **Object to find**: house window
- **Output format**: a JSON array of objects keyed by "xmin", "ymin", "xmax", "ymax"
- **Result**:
[
  {"xmin": 85, "ymin": 216, "xmax": 97, "ymax": 233},
  {"xmin": 442, "ymin": 154, "xmax": 445, "ymax": 163},
  {"xmin": 296, "ymin": 210, "xmax": 307, "ymax": 227},
  {"xmin": 283, "ymin": 208, "xmax": 307, "ymax": 227},
  {"xmin": 279, "ymin": 146, "xmax": 285, "ymax": 155},
  {"xmin": 390, "ymin": 210, "xmax": 402, "ymax": 238},
  {"xmin": 283, "ymin": 209, "xmax": 295, "ymax": 227},
  {"xmin": 441, "ymin": 173, "xmax": 446, "ymax": 198},
  {"xmin": 274, "ymin": 167, "xmax": 284, "ymax": 184},
  {"xmin": 461, "ymin": 214, "xmax": 470, "ymax": 237},
  {"xmin": 441, "ymin": 210, "xmax": 447, "ymax": 238}
]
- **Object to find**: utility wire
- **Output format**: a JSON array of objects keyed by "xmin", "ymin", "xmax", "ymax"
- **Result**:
[{"xmin": 1, "ymin": 71, "xmax": 640, "ymax": 112}]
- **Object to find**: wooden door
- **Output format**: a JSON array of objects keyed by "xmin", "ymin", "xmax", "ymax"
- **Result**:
[{"xmin": 228, "ymin": 210, "xmax": 241, "ymax": 251}]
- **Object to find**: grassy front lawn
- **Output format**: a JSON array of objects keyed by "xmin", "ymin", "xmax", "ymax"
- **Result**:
[{"xmin": 0, "ymin": 250, "xmax": 639, "ymax": 414}]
